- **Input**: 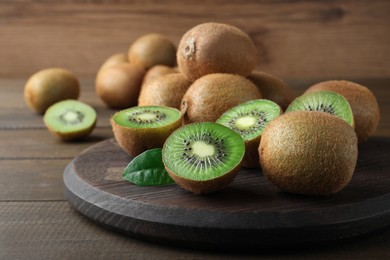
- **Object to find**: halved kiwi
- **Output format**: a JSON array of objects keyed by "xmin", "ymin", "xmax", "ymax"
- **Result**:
[
  {"xmin": 163, "ymin": 122, "xmax": 245, "ymax": 194},
  {"xmin": 43, "ymin": 100, "xmax": 97, "ymax": 141},
  {"xmin": 216, "ymin": 99, "xmax": 282, "ymax": 168},
  {"xmin": 286, "ymin": 91, "xmax": 354, "ymax": 126},
  {"xmin": 111, "ymin": 106, "xmax": 182, "ymax": 156}
]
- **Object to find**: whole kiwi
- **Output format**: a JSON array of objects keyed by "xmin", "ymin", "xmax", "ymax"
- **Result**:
[
  {"xmin": 24, "ymin": 68, "xmax": 80, "ymax": 114},
  {"xmin": 177, "ymin": 22, "xmax": 258, "ymax": 81},
  {"xmin": 248, "ymin": 71, "xmax": 295, "ymax": 111},
  {"xmin": 259, "ymin": 111, "xmax": 358, "ymax": 196},
  {"xmin": 96, "ymin": 63, "xmax": 145, "ymax": 109},
  {"xmin": 128, "ymin": 33, "xmax": 176, "ymax": 70},
  {"xmin": 138, "ymin": 73, "xmax": 192, "ymax": 109},
  {"xmin": 142, "ymin": 65, "xmax": 178, "ymax": 86},
  {"xmin": 181, "ymin": 73, "xmax": 262, "ymax": 124},
  {"xmin": 304, "ymin": 80, "xmax": 380, "ymax": 142},
  {"xmin": 98, "ymin": 53, "xmax": 129, "ymax": 72}
]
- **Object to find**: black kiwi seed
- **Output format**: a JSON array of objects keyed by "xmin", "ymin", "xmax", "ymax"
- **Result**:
[{"xmin": 127, "ymin": 109, "xmax": 167, "ymax": 124}]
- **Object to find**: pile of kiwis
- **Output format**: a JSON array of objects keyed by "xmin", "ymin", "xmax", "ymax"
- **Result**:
[{"xmin": 24, "ymin": 22, "xmax": 380, "ymax": 197}]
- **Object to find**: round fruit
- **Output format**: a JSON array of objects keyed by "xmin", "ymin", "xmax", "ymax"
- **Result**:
[
  {"xmin": 96, "ymin": 63, "xmax": 145, "ymax": 109},
  {"xmin": 248, "ymin": 71, "xmax": 295, "ymax": 111},
  {"xmin": 24, "ymin": 68, "xmax": 80, "ymax": 114},
  {"xmin": 286, "ymin": 91, "xmax": 354, "ymax": 127},
  {"xmin": 128, "ymin": 33, "xmax": 176, "ymax": 70},
  {"xmin": 216, "ymin": 99, "xmax": 282, "ymax": 168},
  {"xmin": 43, "ymin": 100, "xmax": 96, "ymax": 141},
  {"xmin": 304, "ymin": 80, "xmax": 380, "ymax": 142},
  {"xmin": 259, "ymin": 111, "xmax": 358, "ymax": 196},
  {"xmin": 181, "ymin": 73, "xmax": 262, "ymax": 124},
  {"xmin": 142, "ymin": 65, "xmax": 178, "ymax": 86},
  {"xmin": 177, "ymin": 22, "xmax": 258, "ymax": 81},
  {"xmin": 138, "ymin": 73, "xmax": 191, "ymax": 109},
  {"xmin": 163, "ymin": 122, "xmax": 245, "ymax": 194},
  {"xmin": 98, "ymin": 53, "xmax": 129, "ymax": 72},
  {"xmin": 111, "ymin": 106, "xmax": 182, "ymax": 156}
]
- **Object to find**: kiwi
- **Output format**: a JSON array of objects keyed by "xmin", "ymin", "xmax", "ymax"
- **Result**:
[
  {"xmin": 181, "ymin": 73, "xmax": 262, "ymax": 124},
  {"xmin": 24, "ymin": 68, "xmax": 80, "ymax": 114},
  {"xmin": 96, "ymin": 63, "xmax": 145, "ymax": 109},
  {"xmin": 248, "ymin": 71, "xmax": 295, "ymax": 111},
  {"xmin": 111, "ymin": 106, "xmax": 182, "ymax": 156},
  {"xmin": 259, "ymin": 111, "xmax": 358, "ymax": 196},
  {"xmin": 177, "ymin": 22, "xmax": 258, "ymax": 81},
  {"xmin": 163, "ymin": 122, "xmax": 245, "ymax": 194},
  {"xmin": 98, "ymin": 53, "xmax": 129, "ymax": 72},
  {"xmin": 142, "ymin": 65, "xmax": 178, "ymax": 86},
  {"xmin": 216, "ymin": 99, "xmax": 282, "ymax": 168},
  {"xmin": 138, "ymin": 73, "xmax": 191, "ymax": 109},
  {"xmin": 43, "ymin": 100, "xmax": 96, "ymax": 141},
  {"xmin": 128, "ymin": 33, "xmax": 176, "ymax": 70},
  {"xmin": 286, "ymin": 91, "xmax": 354, "ymax": 127},
  {"xmin": 304, "ymin": 80, "xmax": 380, "ymax": 142}
]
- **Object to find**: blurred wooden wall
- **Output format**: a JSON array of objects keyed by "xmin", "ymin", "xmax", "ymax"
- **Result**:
[{"xmin": 0, "ymin": 0, "xmax": 389, "ymax": 80}]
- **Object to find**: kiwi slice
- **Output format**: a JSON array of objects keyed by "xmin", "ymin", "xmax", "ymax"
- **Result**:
[
  {"xmin": 43, "ymin": 100, "xmax": 96, "ymax": 141},
  {"xmin": 216, "ymin": 99, "xmax": 282, "ymax": 168},
  {"xmin": 286, "ymin": 91, "xmax": 354, "ymax": 126},
  {"xmin": 163, "ymin": 122, "xmax": 245, "ymax": 194},
  {"xmin": 111, "ymin": 106, "xmax": 182, "ymax": 156}
]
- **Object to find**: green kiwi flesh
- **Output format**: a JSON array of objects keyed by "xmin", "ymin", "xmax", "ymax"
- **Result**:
[
  {"xmin": 286, "ymin": 91, "xmax": 354, "ymax": 126},
  {"xmin": 216, "ymin": 99, "xmax": 282, "ymax": 168},
  {"xmin": 163, "ymin": 122, "xmax": 245, "ymax": 194},
  {"xmin": 217, "ymin": 99, "xmax": 282, "ymax": 142},
  {"xmin": 44, "ymin": 100, "xmax": 96, "ymax": 141},
  {"xmin": 111, "ymin": 106, "xmax": 182, "ymax": 156}
]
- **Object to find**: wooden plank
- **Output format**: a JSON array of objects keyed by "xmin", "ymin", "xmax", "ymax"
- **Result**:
[
  {"xmin": 0, "ymin": 201, "xmax": 389, "ymax": 258},
  {"xmin": 0, "ymin": 1, "xmax": 389, "ymax": 79},
  {"xmin": 0, "ymin": 128, "xmax": 113, "ymax": 159},
  {"xmin": 0, "ymin": 159, "xmax": 68, "ymax": 201}
]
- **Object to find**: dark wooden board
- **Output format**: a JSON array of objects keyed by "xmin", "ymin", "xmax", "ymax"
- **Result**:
[{"xmin": 63, "ymin": 137, "xmax": 390, "ymax": 251}]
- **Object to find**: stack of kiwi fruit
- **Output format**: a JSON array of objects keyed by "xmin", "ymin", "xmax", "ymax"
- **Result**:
[{"xmin": 24, "ymin": 22, "xmax": 380, "ymax": 197}]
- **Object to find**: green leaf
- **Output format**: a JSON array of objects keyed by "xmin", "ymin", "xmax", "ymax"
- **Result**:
[{"xmin": 122, "ymin": 148, "xmax": 175, "ymax": 186}]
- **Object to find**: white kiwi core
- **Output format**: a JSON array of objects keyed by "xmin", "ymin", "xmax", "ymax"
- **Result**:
[
  {"xmin": 63, "ymin": 110, "xmax": 80, "ymax": 123},
  {"xmin": 235, "ymin": 116, "xmax": 256, "ymax": 130},
  {"xmin": 137, "ymin": 113, "xmax": 157, "ymax": 121},
  {"xmin": 192, "ymin": 141, "xmax": 215, "ymax": 157}
]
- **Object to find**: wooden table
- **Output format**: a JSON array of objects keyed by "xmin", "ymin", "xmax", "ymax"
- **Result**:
[{"xmin": 1, "ymin": 78, "xmax": 389, "ymax": 259}]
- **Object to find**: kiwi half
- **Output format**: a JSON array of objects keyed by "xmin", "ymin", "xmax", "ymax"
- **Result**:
[
  {"xmin": 43, "ymin": 100, "xmax": 96, "ymax": 141},
  {"xmin": 216, "ymin": 99, "xmax": 282, "ymax": 168},
  {"xmin": 286, "ymin": 91, "xmax": 354, "ymax": 127},
  {"xmin": 259, "ymin": 111, "xmax": 358, "ymax": 196},
  {"xmin": 111, "ymin": 106, "xmax": 182, "ymax": 156},
  {"xmin": 163, "ymin": 122, "xmax": 245, "ymax": 194},
  {"xmin": 304, "ymin": 80, "xmax": 380, "ymax": 142}
]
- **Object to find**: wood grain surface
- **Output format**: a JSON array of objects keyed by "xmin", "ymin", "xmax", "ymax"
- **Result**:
[
  {"xmin": 1, "ymin": 78, "xmax": 390, "ymax": 258},
  {"xmin": 0, "ymin": 1, "xmax": 389, "ymax": 79}
]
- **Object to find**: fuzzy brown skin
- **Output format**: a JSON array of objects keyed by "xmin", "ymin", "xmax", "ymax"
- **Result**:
[
  {"xmin": 248, "ymin": 71, "xmax": 295, "ymax": 111},
  {"xmin": 304, "ymin": 80, "xmax": 380, "ymax": 142},
  {"xmin": 259, "ymin": 111, "xmax": 358, "ymax": 196},
  {"xmin": 142, "ymin": 65, "xmax": 178, "ymax": 86},
  {"xmin": 181, "ymin": 74, "xmax": 262, "ymax": 124},
  {"xmin": 111, "ymin": 116, "xmax": 182, "ymax": 157},
  {"xmin": 96, "ymin": 63, "xmax": 145, "ymax": 109},
  {"xmin": 24, "ymin": 68, "xmax": 80, "ymax": 114},
  {"xmin": 128, "ymin": 33, "xmax": 176, "ymax": 70},
  {"xmin": 98, "ymin": 53, "xmax": 129, "ymax": 72},
  {"xmin": 138, "ymin": 73, "xmax": 191, "ymax": 109},
  {"xmin": 164, "ymin": 158, "xmax": 243, "ymax": 195},
  {"xmin": 177, "ymin": 22, "xmax": 258, "ymax": 81}
]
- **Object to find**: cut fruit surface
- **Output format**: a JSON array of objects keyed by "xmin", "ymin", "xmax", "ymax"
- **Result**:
[
  {"xmin": 216, "ymin": 99, "xmax": 282, "ymax": 141},
  {"xmin": 44, "ymin": 100, "xmax": 96, "ymax": 136},
  {"xmin": 113, "ymin": 106, "xmax": 181, "ymax": 128},
  {"xmin": 163, "ymin": 122, "xmax": 245, "ymax": 182},
  {"xmin": 286, "ymin": 91, "xmax": 354, "ymax": 126}
]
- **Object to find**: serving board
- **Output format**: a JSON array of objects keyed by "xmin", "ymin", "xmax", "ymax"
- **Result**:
[{"xmin": 63, "ymin": 137, "xmax": 390, "ymax": 251}]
